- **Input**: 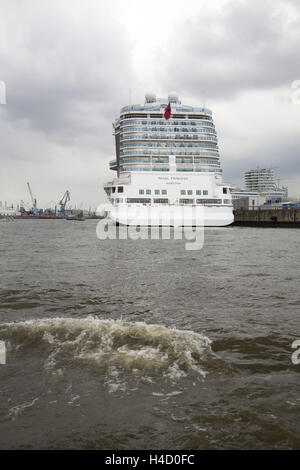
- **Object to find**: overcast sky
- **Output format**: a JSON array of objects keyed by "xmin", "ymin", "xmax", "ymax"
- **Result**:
[{"xmin": 0, "ymin": 0, "xmax": 299, "ymax": 209}]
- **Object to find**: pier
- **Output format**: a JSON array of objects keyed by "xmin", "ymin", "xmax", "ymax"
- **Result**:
[{"xmin": 233, "ymin": 209, "xmax": 300, "ymax": 227}]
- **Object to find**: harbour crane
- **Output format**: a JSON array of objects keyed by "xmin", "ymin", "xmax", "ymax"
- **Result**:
[
  {"xmin": 20, "ymin": 199, "xmax": 29, "ymax": 214},
  {"xmin": 27, "ymin": 182, "xmax": 39, "ymax": 214},
  {"xmin": 59, "ymin": 190, "xmax": 71, "ymax": 216}
]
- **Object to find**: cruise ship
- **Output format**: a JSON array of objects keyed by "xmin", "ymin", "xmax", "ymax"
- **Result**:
[{"xmin": 104, "ymin": 92, "xmax": 234, "ymax": 226}]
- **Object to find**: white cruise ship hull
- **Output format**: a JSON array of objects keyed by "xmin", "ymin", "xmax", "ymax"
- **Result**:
[{"xmin": 108, "ymin": 204, "xmax": 234, "ymax": 227}]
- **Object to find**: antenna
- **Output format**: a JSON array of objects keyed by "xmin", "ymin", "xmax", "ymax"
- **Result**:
[
  {"xmin": 129, "ymin": 88, "xmax": 132, "ymax": 106},
  {"xmin": 202, "ymin": 89, "xmax": 206, "ymax": 108}
]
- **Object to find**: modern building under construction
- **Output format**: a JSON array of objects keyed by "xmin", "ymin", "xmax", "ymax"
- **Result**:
[
  {"xmin": 244, "ymin": 168, "xmax": 288, "ymax": 195},
  {"xmin": 231, "ymin": 167, "xmax": 289, "ymax": 209}
]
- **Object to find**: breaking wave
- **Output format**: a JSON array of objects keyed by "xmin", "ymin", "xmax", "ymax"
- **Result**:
[{"xmin": 0, "ymin": 317, "xmax": 216, "ymax": 392}]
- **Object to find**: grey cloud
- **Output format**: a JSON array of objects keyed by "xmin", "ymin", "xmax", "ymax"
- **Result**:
[
  {"xmin": 158, "ymin": 0, "xmax": 300, "ymax": 100},
  {"xmin": 220, "ymin": 130, "xmax": 300, "ymax": 193},
  {"xmin": 154, "ymin": 0, "xmax": 300, "ymax": 194},
  {"xmin": 0, "ymin": 0, "xmax": 132, "ymax": 206},
  {"xmin": 1, "ymin": 0, "xmax": 299, "ymax": 206},
  {"xmin": 0, "ymin": 0, "xmax": 133, "ymax": 136}
]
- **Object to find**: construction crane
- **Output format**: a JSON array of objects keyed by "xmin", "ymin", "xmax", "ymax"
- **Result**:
[
  {"xmin": 27, "ymin": 182, "xmax": 39, "ymax": 214},
  {"xmin": 59, "ymin": 190, "xmax": 71, "ymax": 216}
]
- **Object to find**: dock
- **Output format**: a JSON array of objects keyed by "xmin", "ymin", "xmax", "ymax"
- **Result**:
[{"xmin": 233, "ymin": 209, "xmax": 300, "ymax": 227}]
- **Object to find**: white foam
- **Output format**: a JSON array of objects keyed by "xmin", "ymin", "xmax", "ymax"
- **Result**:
[
  {"xmin": 0, "ymin": 317, "xmax": 213, "ymax": 393},
  {"xmin": 8, "ymin": 397, "xmax": 39, "ymax": 420}
]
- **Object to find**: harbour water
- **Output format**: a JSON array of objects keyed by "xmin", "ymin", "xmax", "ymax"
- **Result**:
[{"xmin": 0, "ymin": 220, "xmax": 299, "ymax": 449}]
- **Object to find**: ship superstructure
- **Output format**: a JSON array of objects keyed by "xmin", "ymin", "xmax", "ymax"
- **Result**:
[{"xmin": 104, "ymin": 92, "xmax": 233, "ymax": 226}]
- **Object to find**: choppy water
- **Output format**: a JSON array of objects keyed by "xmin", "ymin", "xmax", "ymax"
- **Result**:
[{"xmin": 0, "ymin": 220, "xmax": 299, "ymax": 449}]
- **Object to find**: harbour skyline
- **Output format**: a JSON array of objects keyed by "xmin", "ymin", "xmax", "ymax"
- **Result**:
[{"xmin": 0, "ymin": 0, "xmax": 299, "ymax": 207}]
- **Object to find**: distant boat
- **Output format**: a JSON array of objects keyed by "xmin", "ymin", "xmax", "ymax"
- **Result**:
[
  {"xmin": 0, "ymin": 216, "xmax": 14, "ymax": 222},
  {"xmin": 66, "ymin": 212, "xmax": 85, "ymax": 221}
]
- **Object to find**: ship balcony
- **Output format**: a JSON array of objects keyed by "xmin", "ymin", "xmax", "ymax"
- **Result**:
[
  {"xmin": 152, "ymin": 159, "xmax": 169, "ymax": 164},
  {"xmin": 194, "ymin": 163, "xmax": 220, "ymax": 169},
  {"xmin": 176, "ymin": 163, "xmax": 194, "ymax": 171},
  {"xmin": 121, "ymin": 158, "xmax": 151, "ymax": 164},
  {"xmin": 176, "ymin": 158, "xmax": 193, "ymax": 163},
  {"xmin": 120, "ymin": 161, "xmax": 152, "ymax": 168},
  {"xmin": 109, "ymin": 160, "xmax": 118, "ymax": 170},
  {"xmin": 120, "ymin": 127, "xmax": 217, "ymax": 136},
  {"xmin": 120, "ymin": 135, "xmax": 218, "ymax": 143}
]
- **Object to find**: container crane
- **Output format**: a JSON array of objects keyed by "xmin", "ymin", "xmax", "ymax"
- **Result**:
[
  {"xmin": 59, "ymin": 190, "xmax": 71, "ymax": 216},
  {"xmin": 27, "ymin": 182, "xmax": 39, "ymax": 214}
]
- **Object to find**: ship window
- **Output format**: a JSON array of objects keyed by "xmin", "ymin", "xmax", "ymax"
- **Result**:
[
  {"xmin": 117, "ymin": 186, "xmax": 124, "ymax": 193},
  {"xmin": 126, "ymin": 198, "xmax": 151, "ymax": 204},
  {"xmin": 180, "ymin": 190, "xmax": 186, "ymax": 195},
  {"xmin": 146, "ymin": 189, "xmax": 151, "ymax": 195},
  {"xmin": 154, "ymin": 198, "xmax": 168, "ymax": 204},
  {"xmin": 196, "ymin": 190, "xmax": 201, "ymax": 195},
  {"xmin": 223, "ymin": 188, "xmax": 227, "ymax": 194},
  {"xmin": 112, "ymin": 187, "xmax": 116, "ymax": 193},
  {"xmin": 162, "ymin": 190, "xmax": 167, "ymax": 195},
  {"xmin": 197, "ymin": 199, "xmax": 222, "ymax": 205},
  {"xmin": 187, "ymin": 190, "xmax": 193, "ymax": 195},
  {"xmin": 203, "ymin": 190, "xmax": 208, "ymax": 195},
  {"xmin": 139, "ymin": 189, "xmax": 144, "ymax": 194},
  {"xmin": 179, "ymin": 199, "xmax": 194, "ymax": 204},
  {"xmin": 122, "ymin": 114, "xmax": 146, "ymax": 119},
  {"xmin": 155, "ymin": 190, "xmax": 160, "ymax": 195},
  {"xmin": 188, "ymin": 115, "xmax": 212, "ymax": 120}
]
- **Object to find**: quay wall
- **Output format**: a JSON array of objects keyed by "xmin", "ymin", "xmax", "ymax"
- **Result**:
[{"xmin": 233, "ymin": 209, "xmax": 300, "ymax": 227}]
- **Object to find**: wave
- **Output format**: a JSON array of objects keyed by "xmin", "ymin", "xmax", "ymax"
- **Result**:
[{"xmin": 0, "ymin": 317, "xmax": 216, "ymax": 392}]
